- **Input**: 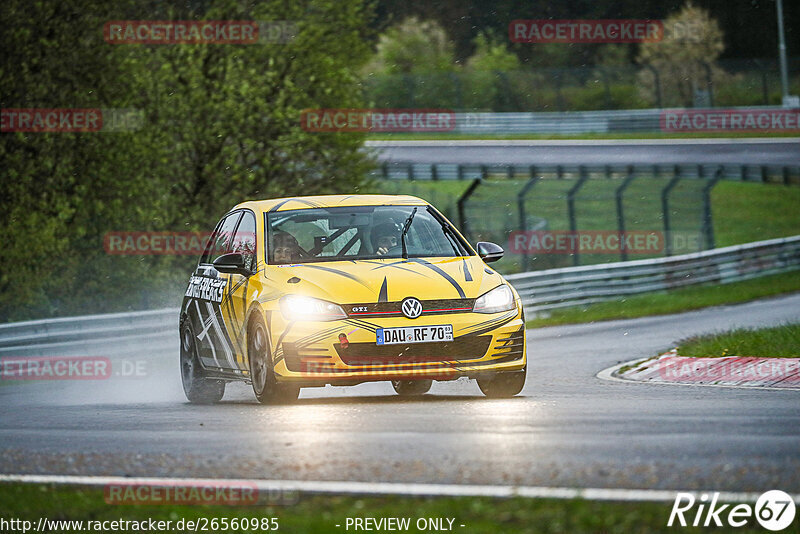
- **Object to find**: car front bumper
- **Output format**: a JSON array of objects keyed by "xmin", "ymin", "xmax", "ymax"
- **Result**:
[{"xmin": 268, "ymin": 306, "xmax": 526, "ymax": 384}]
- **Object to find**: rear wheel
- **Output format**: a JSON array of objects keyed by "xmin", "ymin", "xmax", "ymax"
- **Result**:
[
  {"xmin": 391, "ymin": 379, "xmax": 432, "ymax": 396},
  {"xmin": 249, "ymin": 318, "xmax": 299, "ymax": 404},
  {"xmin": 477, "ymin": 367, "xmax": 526, "ymax": 398},
  {"xmin": 180, "ymin": 323, "xmax": 225, "ymax": 404}
]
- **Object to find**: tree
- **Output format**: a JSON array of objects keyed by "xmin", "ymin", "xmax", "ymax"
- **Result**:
[
  {"xmin": 636, "ymin": 2, "xmax": 727, "ymax": 107},
  {"xmin": 464, "ymin": 31, "xmax": 520, "ymax": 110},
  {"xmin": 362, "ymin": 17, "xmax": 461, "ymax": 108},
  {"xmin": 0, "ymin": 0, "xmax": 377, "ymax": 321}
]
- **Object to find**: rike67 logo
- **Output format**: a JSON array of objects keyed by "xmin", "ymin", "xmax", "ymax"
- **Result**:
[{"xmin": 668, "ymin": 490, "xmax": 796, "ymax": 531}]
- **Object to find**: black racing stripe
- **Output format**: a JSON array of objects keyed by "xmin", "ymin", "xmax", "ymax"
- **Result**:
[
  {"xmin": 367, "ymin": 261, "xmax": 428, "ymax": 276},
  {"xmin": 378, "ymin": 277, "xmax": 388, "ymax": 303},
  {"xmin": 268, "ymin": 199, "xmax": 292, "ymax": 212},
  {"xmin": 269, "ymin": 198, "xmax": 322, "ymax": 212},
  {"xmin": 275, "ymin": 321, "xmax": 295, "ymax": 352},
  {"xmin": 297, "ymin": 264, "xmax": 372, "ymax": 289},
  {"xmin": 461, "ymin": 312, "xmax": 517, "ymax": 337},
  {"xmin": 344, "ymin": 318, "xmax": 379, "ymax": 333},
  {"xmin": 295, "ymin": 326, "xmax": 342, "ymax": 349},
  {"xmin": 462, "ymin": 259, "xmax": 473, "ymax": 282},
  {"xmin": 408, "ymin": 258, "xmax": 466, "ymax": 298}
]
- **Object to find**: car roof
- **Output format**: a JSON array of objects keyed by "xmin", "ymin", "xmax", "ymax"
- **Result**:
[{"xmin": 233, "ymin": 194, "xmax": 429, "ymax": 213}]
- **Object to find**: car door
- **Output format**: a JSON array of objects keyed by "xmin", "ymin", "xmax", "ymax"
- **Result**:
[
  {"xmin": 188, "ymin": 211, "xmax": 241, "ymax": 370},
  {"xmin": 218, "ymin": 210, "xmax": 259, "ymax": 372}
]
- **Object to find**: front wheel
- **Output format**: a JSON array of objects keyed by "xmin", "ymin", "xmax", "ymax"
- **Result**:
[
  {"xmin": 249, "ymin": 318, "xmax": 299, "ymax": 404},
  {"xmin": 180, "ymin": 323, "xmax": 225, "ymax": 404},
  {"xmin": 477, "ymin": 367, "xmax": 526, "ymax": 398},
  {"xmin": 391, "ymin": 379, "xmax": 432, "ymax": 396}
]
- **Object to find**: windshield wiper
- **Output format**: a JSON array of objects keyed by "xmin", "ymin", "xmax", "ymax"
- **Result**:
[{"xmin": 400, "ymin": 207, "xmax": 418, "ymax": 260}]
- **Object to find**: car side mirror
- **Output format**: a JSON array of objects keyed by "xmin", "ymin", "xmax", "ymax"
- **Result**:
[
  {"xmin": 476, "ymin": 242, "xmax": 504, "ymax": 263},
  {"xmin": 213, "ymin": 252, "xmax": 251, "ymax": 276}
]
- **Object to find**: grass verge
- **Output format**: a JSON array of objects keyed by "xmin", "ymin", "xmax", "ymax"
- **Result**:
[
  {"xmin": 0, "ymin": 483, "xmax": 776, "ymax": 534},
  {"xmin": 677, "ymin": 323, "xmax": 800, "ymax": 358},
  {"xmin": 526, "ymin": 270, "xmax": 800, "ymax": 328}
]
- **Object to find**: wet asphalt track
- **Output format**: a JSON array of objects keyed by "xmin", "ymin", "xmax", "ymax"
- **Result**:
[
  {"xmin": 366, "ymin": 139, "xmax": 800, "ymax": 167},
  {"xmin": 0, "ymin": 293, "xmax": 798, "ymax": 493}
]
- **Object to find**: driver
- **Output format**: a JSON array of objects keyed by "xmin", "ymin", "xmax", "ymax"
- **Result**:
[
  {"xmin": 372, "ymin": 221, "xmax": 401, "ymax": 256},
  {"xmin": 272, "ymin": 231, "xmax": 301, "ymax": 264}
]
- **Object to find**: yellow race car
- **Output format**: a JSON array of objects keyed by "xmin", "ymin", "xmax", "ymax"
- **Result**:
[{"xmin": 179, "ymin": 195, "xmax": 526, "ymax": 404}]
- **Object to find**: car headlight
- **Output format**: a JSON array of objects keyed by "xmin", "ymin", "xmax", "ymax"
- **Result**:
[
  {"xmin": 280, "ymin": 295, "xmax": 347, "ymax": 321},
  {"xmin": 473, "ymin": 284, "xmax": 515, "ymax": 314}
]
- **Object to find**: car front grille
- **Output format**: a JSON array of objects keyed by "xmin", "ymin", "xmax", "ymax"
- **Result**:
[
  {"xmin": 345, "ymin": 298, "xmax": 475, "ymax": 319},
  {"xmin": 333, "ymin": 335, "xmax": 492, "ymax": 365}
]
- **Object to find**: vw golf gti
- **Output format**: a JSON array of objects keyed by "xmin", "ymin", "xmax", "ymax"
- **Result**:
[{"xmin": 179, "ymin": 194, "xmax": 527, "ymax": 403}]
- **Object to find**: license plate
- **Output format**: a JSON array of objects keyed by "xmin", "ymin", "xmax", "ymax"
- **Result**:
[{"xmin": 376, "ymin": 325, "xmax": 453, "ymax": 345}]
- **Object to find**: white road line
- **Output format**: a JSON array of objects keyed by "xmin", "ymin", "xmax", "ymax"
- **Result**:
[
  {"xmin": 596, "ymin": 358, "xmax": 800, "ymax": 391},
  {"xmin": 365, "ymin": 138, "xmax": 800, "ymax": 147},
  {"xmin": 0, "ymin": 474, "xmax": 796, "ymax": 503}
]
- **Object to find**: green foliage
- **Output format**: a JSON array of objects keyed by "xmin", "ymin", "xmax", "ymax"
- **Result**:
[
  {"xmin": 0, "ymin": 0, "xmax": 376, "ymax": 321},
  {"xmin": 364, "ymin": 17, "xmax": 457, "ymax": 75},
  {"xmin": 636, "ymin": 2, "xmax": 728, "ymax": 107}
]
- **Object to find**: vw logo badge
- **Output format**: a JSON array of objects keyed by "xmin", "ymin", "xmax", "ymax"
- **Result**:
[{"xmin": 401, "ymin": 297, "xmax": 423, "ymax": 319}]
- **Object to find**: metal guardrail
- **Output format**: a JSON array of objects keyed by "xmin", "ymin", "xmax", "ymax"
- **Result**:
[
  {"xmin": 0, "ymin": 308, "xmax": 179, "ymax": 357},
  {"xmin": 436, "ymin": 107, "xmax": 799, "ymax": 135},
  {"xmin": 505, "ymin": 235, "xmax": 800, "ymax": 314},
  {"xmin": 0, "ymin": 236, "xmax": 796, "ymax": 351},
  {"xmin": 372, "ymin": 161, "xmax": 800, "ymax": 184}
]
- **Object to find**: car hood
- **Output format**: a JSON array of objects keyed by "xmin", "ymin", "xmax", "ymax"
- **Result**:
[{"xmin": 268, "ymin": 256, "xmax": 501, "ymax": 304}]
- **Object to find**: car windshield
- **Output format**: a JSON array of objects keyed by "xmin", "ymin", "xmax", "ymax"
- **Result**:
[{"xmin": 266, "ymin": 205, "xmax": 472, "ymax": 264}]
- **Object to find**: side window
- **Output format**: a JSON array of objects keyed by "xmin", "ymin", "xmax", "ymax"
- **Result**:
[
  {"xmin": 232, "ymin": 211, "xmax": 257, "ymax": 272},
  {"xmin": 200, "ymin": 212, "xmax": 242, "ymax": 265}
]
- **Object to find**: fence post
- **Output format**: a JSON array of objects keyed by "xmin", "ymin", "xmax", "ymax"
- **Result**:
[
  {"xmin": 431, "ymin": 164, "xmax": 438, "ymax": 181},
  {"xmin": 662, "ymin": 167, "xmax": 682, "ymax": 256},
  {"xmin": 701, "ymin": 167, "xmax": 723, "ymax": 251},
  {"xmin": 754, "ymin": 59, "xmax": 769, "ymax": 105},
  {"xmin": 702, "ymin": 62, "xmax": 714, "ymax": 107},
  {"xmin": 646, "ymin": 64, "xmax": 663, "ymax": 108},
  {"xmin": 517, "ymin": 168, "xmax": 541, "ymax": 271},
  {"xmin": 615, "ymin": 165, "xmax": 637, "ymax": 261},
  {"xmin": 382, "ymin": 162, "xmax": 389, "ymax": 179},
  {"xmin": 457, "ymin": 179, "xmax": 483, "ymax": 242},
  {"xmin": 457, "ymin": 164, "xmax": 464, "ymax": 181},
  {"xmin": 567, "ymin": 167, "xmax": 590, "ymax": 266},
  {"xmin": 408, "ymin": 163, "xmax": 414, "ymax": 181}
]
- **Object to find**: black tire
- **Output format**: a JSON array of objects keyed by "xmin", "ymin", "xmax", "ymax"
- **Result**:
[
  {"xmin": 477, "ymin": 367, "xmax": 526, "ymax": 398},
  {"xmin": 180, "ymin": 323, "xmax": 225, "ymax": 404},
  {"xmin": 249, "ymin": 317, "xmax": 299, "ymax": 404},
  {"xmin": 391, "ymin": 379, "xmax": 432, "ymax": 396}
]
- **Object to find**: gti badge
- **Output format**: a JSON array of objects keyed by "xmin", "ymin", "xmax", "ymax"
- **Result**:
[{"xmin": 401, "ymin": 297, "xmax": 423, "ymax": 319}]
